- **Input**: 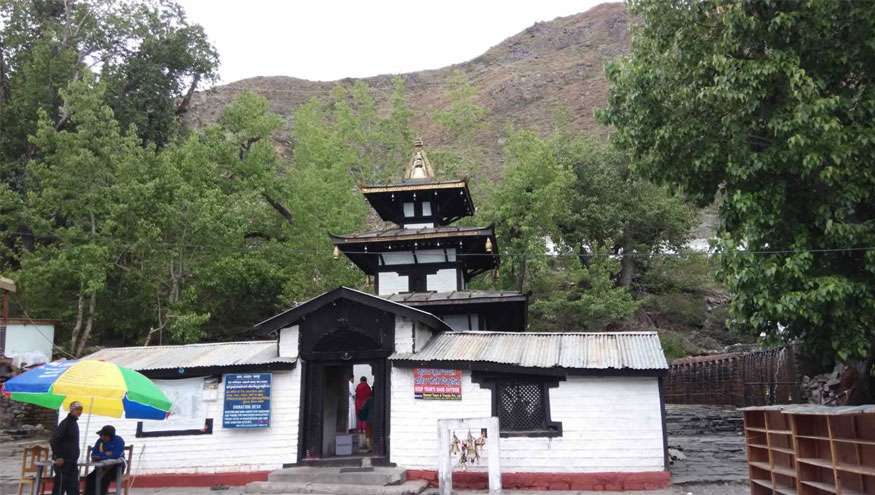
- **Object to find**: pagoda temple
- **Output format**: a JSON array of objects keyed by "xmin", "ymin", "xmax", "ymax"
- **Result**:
[
  {"xmin": 83, "ymin": 139, "xmax": 671, "ymax": 491},
  {"xmin": 330, "ymin": 139, "xmax": 527, "ymax": 331}
]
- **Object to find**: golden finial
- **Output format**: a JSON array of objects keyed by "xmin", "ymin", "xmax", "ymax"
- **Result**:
[{"xmin": 403, "ymin": 137, "xmax": 435, "ymax": 179}]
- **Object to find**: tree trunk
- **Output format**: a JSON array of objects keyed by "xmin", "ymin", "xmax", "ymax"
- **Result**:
[
  {"xmin": 175, "ymin": 74, "xmax": 201, "ymax": 116},
  {"xmin": 618, "ymin": 226, "xmax": 635, "ymax": 288},
  {"xmin": 262, "ymin": 193, "xmax": 294, "ymax": 226},
  {"xmin": 0, "ymin": 34, "xmax": 9, "ymax": 105},
  {"xmin": 70, "ymin": 291, "xmax": 85, "ymax": 352},
  {"xmin": 517, "ymin": 258, "xmax": 527, "ymax": 293},
  {"xmin": 74, "ymin": 292, "xmax": 96, "ymax": 356}
]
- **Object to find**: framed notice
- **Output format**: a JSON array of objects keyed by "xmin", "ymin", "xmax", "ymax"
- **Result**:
[
  {"xmin": 414, "ymin": 368, "xmax": 462, "ymax": 400},
  {"xmin": 222, "ymin": 373, "xmax": 271, "ymax": 428},
  {"xmin": 137, "ymin": 377, "xmax": 213, "ymax": 437}
]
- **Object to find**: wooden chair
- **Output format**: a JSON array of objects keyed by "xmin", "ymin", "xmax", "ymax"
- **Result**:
[
  {"xmin": 117, "ymin": 444, "xmax": 134, "ymax": 495},
  {"xmin": 81, "ymin": 444, "xmax": 135, "ymax": 495},
  {"xmin": 17, "ymin": 445, "xmax": 50, "ymax": 495}
]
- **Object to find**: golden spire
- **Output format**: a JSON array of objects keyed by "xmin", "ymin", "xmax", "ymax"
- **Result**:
[{"xmin": 403, "ymin": 137, "xmax": 435, "ymax": 180}]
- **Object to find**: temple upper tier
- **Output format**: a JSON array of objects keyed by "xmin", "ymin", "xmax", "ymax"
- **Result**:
[
  {"xmin": 330, "ymin": 139, "xmax": 498, "ymax": 296},
  {"xmin": 357, "ymin": 139, "xmax": 475, "ymax": 227}
]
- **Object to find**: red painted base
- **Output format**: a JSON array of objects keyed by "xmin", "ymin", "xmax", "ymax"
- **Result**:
[
  {"xmin": 405, "ymin": 469, "xmax": 671, "ymax": 491},
  {"xmin": 127, "ymin": 471, "xmax": 270, "ymax": 488}
]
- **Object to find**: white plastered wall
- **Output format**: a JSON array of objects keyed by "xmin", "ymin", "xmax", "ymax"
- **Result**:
[
  {"xmin": 278, "ymin": 325, "xmax": 299, "ymax": 358},
  {"xmin": 378, "ymin": 272, "xmax": 410, "ymax": 295},
  {"xmin": 389, "ymin": 368, "xmax": 665, "ymax": 473},
  {"xmin": 74, "ymin": 367, "xmax": 302, "ymax": 475}
]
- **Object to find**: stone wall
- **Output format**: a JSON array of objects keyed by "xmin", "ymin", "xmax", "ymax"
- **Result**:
[{"xmin": 0, "ymin": 358, "xmax": 57, "ymax": 434}]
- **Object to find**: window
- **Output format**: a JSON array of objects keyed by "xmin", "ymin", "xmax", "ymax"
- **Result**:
[
  {"xmin": 473, "ymin": 373, "xmax": 563, "ymax": 437},
  {"xmin": 421, "ymin": 201, "xmax": 432, "ymax": 216},
  {"xmin": 497, "ymin": 383, "xmax": 549, "ymax": 432},
  {"xmin": 403, "ymin": 202, "xmax": 415, "ymax": 217}
]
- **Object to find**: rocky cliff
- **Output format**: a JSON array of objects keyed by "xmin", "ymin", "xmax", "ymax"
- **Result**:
[{"xmin": 184, "ymin": 2, "xmax": 630, "ymax": 179}]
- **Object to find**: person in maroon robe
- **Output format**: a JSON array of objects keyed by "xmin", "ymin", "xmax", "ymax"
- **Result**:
[{"xmin": 354, "ymin": 376, "xmax": 372, "ymax": 434}]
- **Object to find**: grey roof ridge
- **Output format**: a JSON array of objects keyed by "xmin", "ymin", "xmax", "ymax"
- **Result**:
[
  {"xmin": 340, "ymin": 286, "xmax": 454, "ymax": 321},
  {"xmin": 254, "ymin": 285, "xmax": 454, "ymax": 334},
  {"xmin": 86, "ymin": 340, "xmax": 278, "ymax": 352},
  {"xmin": 436, "ymin": 330, "xmax": 660, "ymax": 336}
]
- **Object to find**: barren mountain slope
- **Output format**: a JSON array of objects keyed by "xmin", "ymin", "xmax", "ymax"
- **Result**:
[{"xmin": 184, "ymin": 2, "xmax": 630, "ymax": 179}]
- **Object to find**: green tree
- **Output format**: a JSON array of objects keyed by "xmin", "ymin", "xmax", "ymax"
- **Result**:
[
  {"xmin": 430, "ymin": 70, "xmax": 489, "ymax": 189},
  {"xmin": 529, "ymin": 246, "xmax": 639, "ymax": 332},
  {"xmin": 557, "ymin": 136, "xmax": 695, "ymax": 288},
  {"xmin": 487, "ymin": 129, "xmax": 570, "ymax": 293},
  {"xmin": 487, "ymin": 129, "xmax": 695, "ymax": 331},
  {"xmin": 8, "ymin": 74, "xmax": 145, "ymax": 355},
  {"xmin": 0, "ymin": 0, "xmax": 217, "ymax": 186},
  {"xmin": 600, "ymin": 1, "xmax": 875, "ymax": 371}
]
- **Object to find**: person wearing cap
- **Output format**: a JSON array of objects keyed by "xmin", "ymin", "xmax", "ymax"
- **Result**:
[
  {"xmin": 84, "ymin": 425, "xmax": 125, "ymax": 495},
  {"xmin": 50, "ymin": 401, "xmax": 82, "ymax": 495}
]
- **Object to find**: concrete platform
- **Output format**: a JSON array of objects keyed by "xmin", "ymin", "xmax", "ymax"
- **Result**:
[
  {"xmin": 245, "ymin": 479, "xmax": 428, "ymax": 495},
  {"xmin": 266, "ymin": 466, "xmax": 406, "ymax": 485}
]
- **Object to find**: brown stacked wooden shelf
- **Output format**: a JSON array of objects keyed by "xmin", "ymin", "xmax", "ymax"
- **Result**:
[{"xmin": 743, "ymin": 405, "xmax": 875, "ymax": 495}]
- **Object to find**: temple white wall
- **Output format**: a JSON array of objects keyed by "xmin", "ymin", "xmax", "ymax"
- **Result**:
[
  {"xmin": 389, "ymin": 368, "xmax": 666, "ymax": 473},
  {"xmin": 72, "ymin": 368, "xmax": 301, "ymax": 475}
]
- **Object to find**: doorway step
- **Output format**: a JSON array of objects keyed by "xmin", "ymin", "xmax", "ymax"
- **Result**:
[{"xmin": 244, "ymin": 466, "xmax": 427, "ymax": 495}]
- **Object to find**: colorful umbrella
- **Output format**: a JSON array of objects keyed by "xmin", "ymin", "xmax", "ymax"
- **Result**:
[{"xmin": 1, "ymin": 359, "xmax": 171, "ymax": 420}]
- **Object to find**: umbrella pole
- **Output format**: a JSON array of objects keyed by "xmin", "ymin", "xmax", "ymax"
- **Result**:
[{"xmin": 82, "ymin": 396, "xmax": 94, "ymax": 463}]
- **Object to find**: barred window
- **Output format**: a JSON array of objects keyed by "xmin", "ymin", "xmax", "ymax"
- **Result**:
[
  {"xmin": 473, "ymin": 372, "xmax": 563, "ymax": 438},
  {"xmin": 497, "ymin": 383, "xmax": 548, "ymax": 432}
]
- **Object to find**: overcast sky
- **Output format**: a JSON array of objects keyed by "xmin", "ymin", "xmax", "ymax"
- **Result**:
[{"xmin": 176, "ymin": 0, "xmax": 605, "ymax": 84}]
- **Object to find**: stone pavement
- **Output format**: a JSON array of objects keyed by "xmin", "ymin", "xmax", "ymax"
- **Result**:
[{"xmin": 120, "ymin": 482, "xmax": 749, "ymax": 495}]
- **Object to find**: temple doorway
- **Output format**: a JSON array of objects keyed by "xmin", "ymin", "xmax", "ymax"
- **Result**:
[{"xmin": 302, "ymin": 358, "xmax": 389, "ymax": 463}]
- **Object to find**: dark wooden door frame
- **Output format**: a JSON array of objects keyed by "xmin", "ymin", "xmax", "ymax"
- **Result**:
[{"xmin": 299, "ymin": 357, "xmax": 391, "ymax": 462}]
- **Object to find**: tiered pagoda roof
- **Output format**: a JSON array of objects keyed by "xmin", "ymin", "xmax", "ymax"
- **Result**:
[{"xmin": 330, "ymin": 139, "xmax": 499, "ymax": 280}]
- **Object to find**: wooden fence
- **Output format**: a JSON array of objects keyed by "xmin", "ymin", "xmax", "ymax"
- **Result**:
[{"xmin": 664, "ymin": 346, "xmax": 801, "ymax": 407}]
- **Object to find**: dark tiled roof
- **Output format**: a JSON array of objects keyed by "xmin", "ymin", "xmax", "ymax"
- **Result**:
[
  {"xmin": 331, "ymin": 225, "xmax": 493, "ymax": 243},
  {"xmin": 384, "ymin": 290, "xmax": 526, "ymax": 306},
  {"xmin": 359, "ymin": 179, "xmax": 468, "ymax": 193}
]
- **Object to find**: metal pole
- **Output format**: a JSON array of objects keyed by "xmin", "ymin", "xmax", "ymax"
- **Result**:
[
  {"xmin": 116, "ymin": 459, "xmax": 124, "ymax": 494},
  {"xmin": 1, "ymin": 289, "xmax": 8, "ymax": 357}
]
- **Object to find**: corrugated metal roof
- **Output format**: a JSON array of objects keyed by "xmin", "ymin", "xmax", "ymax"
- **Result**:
[
  {"xmin": 84, "ymin": 341, "xmax": 295, "ymax": 371},
  {"xmin": 390, "ymin": 331, "xmax": 668, "ymax": 370}
]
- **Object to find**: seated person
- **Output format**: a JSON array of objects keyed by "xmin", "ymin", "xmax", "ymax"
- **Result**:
[{"xmin": 84, "ymin": 425, "xmax": 125, "ymax": 495}]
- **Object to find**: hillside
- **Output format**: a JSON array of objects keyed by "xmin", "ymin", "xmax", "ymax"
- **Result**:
[
  {"xmin": 185, "ymin": 2, "xmax": 630, "ymax": 180},
  {"xmin": 183, "ymin": 3, "xmax": 746, "ymax": 356}
]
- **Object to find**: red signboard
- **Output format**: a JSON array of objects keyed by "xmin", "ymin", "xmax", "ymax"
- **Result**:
[{"xmin": 413, "ymin": 368, "xmax": 462, "ymax": 400}]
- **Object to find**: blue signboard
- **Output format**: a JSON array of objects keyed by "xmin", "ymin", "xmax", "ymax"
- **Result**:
[{"xmin": 222, "ymin": 373, "xmax": 271, "ymax": 429}]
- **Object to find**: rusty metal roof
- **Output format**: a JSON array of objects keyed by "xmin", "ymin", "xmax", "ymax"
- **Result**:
[
  {"xmin": 390, "ymin": 331, "xmax": 668, "ymax": 371},
  {"xmin": 85, "ymin": 341, "xmax": 295, "ymax": 371}
]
